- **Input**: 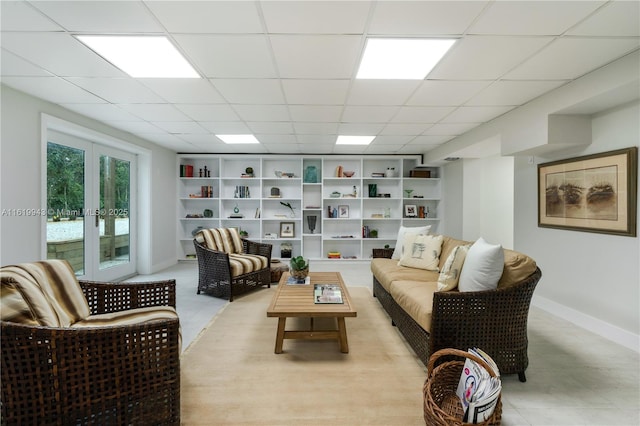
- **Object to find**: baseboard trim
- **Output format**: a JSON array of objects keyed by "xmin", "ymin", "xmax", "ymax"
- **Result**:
[{"xmin": 532, "ymin": 295, "xmax": 640, "ymax": 353}]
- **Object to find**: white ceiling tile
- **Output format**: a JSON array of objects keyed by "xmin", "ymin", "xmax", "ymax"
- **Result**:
[
  {"xmin": 337, "ymin": 123, "xmax": 385, "ymax": 134},
  {"xmin": 178, "ymin": 133, "xmax": 222, "ymax": 145},
  {"xmin": 30, "ymin": 1, "xmax": 163, "ymax": 32},
  {"xmin": 104, "ymin": 121, "xmax": 164, "ymax": 134},
  {"xmin": 60, "ymin": 104, "xmax": 139, "ymax": 121},
  {"xmin": 505, "ymin": 37, "xmax": 640, "ymax": 80},
  {"xmin": 0, "ymin": 1, "xmax": 63, "ymax": 31},
  {"xmin": 175, "ymin": 104, "xmax": 240, "ymax": 122},
  {"xmin": 212, "ymin": 79, "xmax": 285, "ymax": 104},
  {"xmin": 293, "ymin": 122, "xmax": 339, "ymax": 134},
  {"xmin": 2, "ymin": 76, "xmax": 107, "ymax": 103},
  {"xmin": 392, "ymin": 107, "xmax": 455, "ymax": 123},
  {"xmin": 67, "ymin": 78, "xmax": 165, "ymax": 103},
  {"xmin": 407, "ymin": 81, "xmax": 491, "ymax": 106},
  {"xmin": 136, "ymin": 134, "xmax": 196, "ymax": 152},
  {"xmin": 232, "ymin": 105, "xmax": 290, "ymax": 122},
  {"xmin": 369, "ymin": 1, "xmax": 488, "ymax": 35},
  {"xmin": 118, "ymin": 104, "xmax": 190, "ymax": 121},
  {"xmin": 568, "ymin": 1, "xmax": 640, "ymax": 37},
  {"xmin": 151, "ymin": 122, "xmax": 208, "ymax": 134},
  {"xmin": 145, "ymin": 1, "xmax": 263, "ymax": 33},
  {"xmin": 282, "ymin": 80, "xmax": 350, "ymax": 105},
  {"xmin": 261, "ymin": 1, "xmax": 371, "ymax": 34},
  {"xmin": 140, "ymin": 79, "xmax": 225, "ymax": 104},
  {"xmin": 368, "ymin": 135, "xmax": 414, "ymax": 145},
  {"xmin": 410, "ymin": 135, "xmax": 455, "ymax": 145},
  {"xmin": 174, "ymin": 35, "xmax": 277, "ymax": 78},
  {"xmin": 289, "ymin": 105, "xmax": 342, "ymax": 122},
  {"xmin": 247, "ymin": 122, "xmax": 294, "ymax": 134},
  {"xmin": 346, "ymin": 80, "xmax": 420, "ymax": 105},
  {"xmin": 296, "ymin": 135, "xmax": 337, "ymax": 145},
  {"xmin": 341, "ymin": 106, "xmax": 399, "ymax": 123},
  {"xmin": 441, "ymin": 106, "xmax": 514, "ymax": 123},
  {"xmin": 380, "ymin": 123, "xmax": 431, "ymax": 135},
  {"xmin": 270, "ymin": 35, "xmax": 362, "ymax": 79},
  {"xmin": 430, "ymin": 36, "xmax": 553, "ymax": 80},
  {"xmin": 1, "ymin": 49, "xmax": 53, "ymax": 76},
  {"xmin": 423, "ymin": 123, "xmax": 480, "ymax": 136},
  {"xmin": 466, "ymin": 80, "xmax": 567, "ymax": 106},
  {"xmin": 198, "ymin": 122, "xmax": 251, "ymax": 134},
  {"xmin": 253, "ymin": 134, "xmax": 298, "ymax": 144},
  {"xmin": 364, "ymin": 144, "xmax": 404, "ymax": 154},
  {"xmin": 468, "ymin": 1, "xmax": 604, "ymax": 35},
  {"xmin": 1, "ymin": 33, "xmax": 126, "ymax": 77}
]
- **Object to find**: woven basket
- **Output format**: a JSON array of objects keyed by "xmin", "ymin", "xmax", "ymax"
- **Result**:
[{"xmin": 423, "ymin": 348, "xmax": 502, "ymax": 426}]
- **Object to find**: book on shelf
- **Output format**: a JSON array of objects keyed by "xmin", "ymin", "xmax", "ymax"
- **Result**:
[
  {"xmin": 314, "ymin": 284, "xmax": 343, "ymax": 304},
  {"xmin": 455, "ymin": 348, "xmax": 502, "ymax": 424},
  {"xmin": 286, "ymin": 276, "xmax": 310, "ymax": 285}
]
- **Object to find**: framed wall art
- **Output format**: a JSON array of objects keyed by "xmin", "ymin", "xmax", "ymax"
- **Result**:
[
  {"xmin": 280, "ymin": 222, "xmax": 295, "ymax": 238},
  {"xmin": 538, "ymin": 147, "xmax": 637, "ymax": 237}
]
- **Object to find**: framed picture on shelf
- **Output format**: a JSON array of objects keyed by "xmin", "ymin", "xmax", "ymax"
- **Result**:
[
  {"xmin": 338, "ymin": 205, "xmax": 349, "ymax": 218},
  {"xmin": 280, "ymin": 222, "xmax": 295, "ymax": 238},
  {"xmin": 405, "ymin": 205, "xmax": 417, "ymax": 217},
  {"xmin": 538, "ymin": 147, "xmax": 637, "ymax": 236}
]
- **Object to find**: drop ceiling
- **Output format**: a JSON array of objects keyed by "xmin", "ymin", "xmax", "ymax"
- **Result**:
[{"xmin": 1, "ymin": 1, "xmax": 638, "ymax": 155}]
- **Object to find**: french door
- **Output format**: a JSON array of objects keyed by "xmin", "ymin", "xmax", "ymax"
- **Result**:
[{"xmin": 46, "ymin": 138, "xmax": 136, "ymax": 281}]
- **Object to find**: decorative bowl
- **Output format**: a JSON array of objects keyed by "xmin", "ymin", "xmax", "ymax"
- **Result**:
[{"xmin": 343, "ymin": 171, "xmax": 355, "ymax": 177}]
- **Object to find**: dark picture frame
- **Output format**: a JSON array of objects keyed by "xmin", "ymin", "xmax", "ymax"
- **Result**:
[
  {"xmin": 538, "ymin": 147, "xmax": 637, "ymax": 237},
  {"xmin": 280, "ymin": 222, "xmax": 295, "ymax": 238},
  {"xmin": 405, "ymin": 204, "xmax": 417, "ymax": 217}
]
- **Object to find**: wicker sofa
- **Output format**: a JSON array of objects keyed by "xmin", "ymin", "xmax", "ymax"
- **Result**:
[
  {"xmin": 0, "ymin": 259, "xmax": 181, "ymax": 425},
  {"xmin": 371, "ymin": 235, "xmax": 541, "ymax": 382},
  {"xmin": 194, "ymin": 227, "xmax": 272, "ymax": 301}
]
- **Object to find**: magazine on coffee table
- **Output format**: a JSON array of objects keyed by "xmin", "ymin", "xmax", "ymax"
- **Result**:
[
  {"xmin": 314, "ymin": 284, "xmax": 343, "ymax": 304},
  {"xmin": 286, "ymin": 276, "xmax": 310, "ymax": 285}
]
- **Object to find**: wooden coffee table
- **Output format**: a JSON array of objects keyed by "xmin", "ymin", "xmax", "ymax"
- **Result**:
[{"xmin": 266, "ymin": 271, "xmax": 357, "ymax": 354}]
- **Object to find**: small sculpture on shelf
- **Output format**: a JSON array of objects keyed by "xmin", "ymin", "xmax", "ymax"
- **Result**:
[{"xmin": 280, "ymin": 201, "xmax": 296, "ymax": 218}]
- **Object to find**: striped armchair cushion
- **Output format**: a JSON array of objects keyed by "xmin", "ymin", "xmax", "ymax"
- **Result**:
[
  {"xmin": 228, "ymin": 253, "xmax": 269, "ymax": 277},
  {"xmin": 0, "ymin": 260, "xmax": 90, "ymax": 327},
  {"xmin": 195, "ymin": 228, "xmax": 244, "ymax": 254}
]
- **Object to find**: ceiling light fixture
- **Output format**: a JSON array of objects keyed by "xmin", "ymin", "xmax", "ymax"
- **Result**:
[
  {"xmin": 357, "ymin": 38, "xmax": 456, "ymax": 80},
  {"xmin": 336, "ymin": 135, "xmax": 375, "ymax": 145},
  {"xmin": 75, "ymin": 35, "xmax": 199, "ymax": 78},
  {"xmin": 216, "ymin": 134, "xmax": 260, "ymax": 144}
]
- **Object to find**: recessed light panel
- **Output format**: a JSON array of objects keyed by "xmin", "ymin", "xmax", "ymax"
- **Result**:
[
  {"xmin": 76, "ymin": 35, "xmax": 199, "ymax": 78},
  {"xmin": 336, "ymin": 135, "xmax": 375, "ymax": 145},
  {"xmin": 216, "ymin": 134, "xmax": 260, "ymax": 144},
  {"xmin": 357, "ymin": 38, "xmax": 456, "ymax": 80}
]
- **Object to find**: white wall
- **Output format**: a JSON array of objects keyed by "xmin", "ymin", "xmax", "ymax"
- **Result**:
[
  {"xmin": 426, "ymin": 52, "xmax": 639, "ymax": 350},
  {"xmin": 0, "ymin": 85, "xmax": 177, "ymax": 274},
  {"xmin": 462, "ymin": 156, "xmax": 514, "ymax": 248}
]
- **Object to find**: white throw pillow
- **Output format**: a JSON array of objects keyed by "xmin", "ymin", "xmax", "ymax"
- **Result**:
[
  {"xmin": 437, "ymin": 244, "xmax": 470, "ymax": 291},
  {"xmin": 458, "ymin": 237, "xmax": 504, "ymax": 292},
  {"xmin": 398, "ymin": 234, "xmax": 443, "ymax": 271},
  {"xmin": 391, "ymin": 225, "xmax": 432, "ymax": 259}
]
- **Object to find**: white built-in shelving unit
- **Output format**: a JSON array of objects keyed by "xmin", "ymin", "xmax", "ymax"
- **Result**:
[{"xmin": 177, "ymin": 155, "xmax": 441, "ymax": 261}]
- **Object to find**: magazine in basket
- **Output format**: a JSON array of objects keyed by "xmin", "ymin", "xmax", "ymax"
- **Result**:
[
  {"xmin": 314, "ymin": 284, "xmax": 343, "ymax": 304},
  {"xmin": 456, "ymin": 348, "xmax": 502, "ymax": 424}
]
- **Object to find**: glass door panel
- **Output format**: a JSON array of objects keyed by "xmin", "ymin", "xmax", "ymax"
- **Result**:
[
  {"xmin": 99, "ymin": 155, "xmax": 130, "ymax": 271},
  {"xmin": 46, "ymin": 141, "xmax": 87, "ymax": 275}
]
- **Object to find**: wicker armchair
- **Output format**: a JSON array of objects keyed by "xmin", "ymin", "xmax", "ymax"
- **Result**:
[
  {"xmin": 194, "ymin": 228, "xmax": 272, "ymax": 302},
  {"xmin": 372, "ymin": 250, "xmax": 541, "ymax": 382},
  {"xmin": 1, "ymin": 261, "xmax": 181, "ymax": 425}
]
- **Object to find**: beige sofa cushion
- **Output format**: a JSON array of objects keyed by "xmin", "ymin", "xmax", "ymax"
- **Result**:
[
  {"xmin": 498, "ymin": 249, "xmax": 537, "ymax": 289},
  {"xmin": 0, "ymin": 260, "xmax": 90, "ymax": 327},
  {"xmin": 370, "ymin": 258, "xmax": 439, "ymax": 292},
  {"xmin": 438, "ymin": 236, "xmax": 471, "ymax": 271},
  {"xmin": 72, "ymin": 305, "xmax": 178, "ymax": 328},
  {"xmin": 228, "ymin": 253, "xmax": 268, "ymax": 277},
  {"xmin": 388, "ymin": 280, "xmax": 438, "ymax": 332},
  {"xmin": 196, "ymin": 228, "xmax": 244, "ymax": 254},
  {"xmin": 398, "ymin": 234, "xmax": 443, "ymax": 271}
]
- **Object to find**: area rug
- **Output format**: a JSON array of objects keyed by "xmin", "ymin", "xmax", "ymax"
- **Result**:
[{"xmin": 180, "ymin": 286, "xmax": 427, "ymax": 425}]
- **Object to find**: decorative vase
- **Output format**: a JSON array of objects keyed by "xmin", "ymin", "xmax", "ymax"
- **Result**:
[
  {"xmin": 290, "ymin": 266, "xmax": 309, "ymax": 280},
  {"xmin": 307, "ymin": 215, "xmax": 317, "ymax": 234}
]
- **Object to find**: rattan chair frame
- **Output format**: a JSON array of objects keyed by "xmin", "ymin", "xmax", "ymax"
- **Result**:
[
  {"xmin": 194, "ymin": 238, "xmax": 272, "ymax": 302},
  {"xmin": 1, "ymin": 279, "xmax": 181, "ymax": 425},
  {"xmin": 372, "ymin": 251, "xmax": 542, "ymax": 382}
]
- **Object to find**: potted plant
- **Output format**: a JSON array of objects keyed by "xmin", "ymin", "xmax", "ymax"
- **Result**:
[{"xmin": 289, "ymin": 255, "xmax": 309, "ymax": 280}]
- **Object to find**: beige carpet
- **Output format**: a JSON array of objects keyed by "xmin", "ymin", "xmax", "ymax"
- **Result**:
[{"xmin": 180, "ymin": 286, "xmax": 427, "ymax": 425}]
